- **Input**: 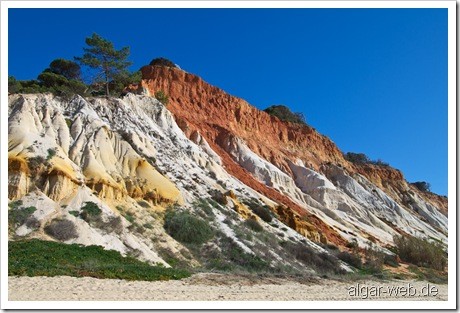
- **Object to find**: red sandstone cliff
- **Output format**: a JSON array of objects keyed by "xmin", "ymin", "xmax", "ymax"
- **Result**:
[{"xmin": 132, "ymin": 65, "xmax": 447, "ymax": 223}]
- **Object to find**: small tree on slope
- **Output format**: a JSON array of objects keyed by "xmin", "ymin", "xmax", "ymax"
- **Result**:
[{"xmin": 75, "ymin": 33, "xmax": 132, "ymax": 96}]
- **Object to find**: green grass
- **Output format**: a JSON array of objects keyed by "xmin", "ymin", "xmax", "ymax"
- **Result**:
[{"xmin": 9, "ymin": 239, "xmax": 190, "ymax": 281}]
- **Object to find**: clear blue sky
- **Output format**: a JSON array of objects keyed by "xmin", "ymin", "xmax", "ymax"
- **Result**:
[{"xmin": 8, "ymin": 8, "xmax": 448, "ymax": 196}]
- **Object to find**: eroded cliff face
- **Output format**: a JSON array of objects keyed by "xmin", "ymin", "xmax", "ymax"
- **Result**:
[
  {"xmin": 8, "ymin": 66, "xmax": 447, "ymax": 275},
  {"xmin": 139, "ymin": 66, "xmax": 345, "ymax": 172},
  {"xmin": 8, "ymin": 94, "xmax": 181, "ymax": 205},
  {"xmin": 136, "ymin": 65, "xmax": 447, "ymax": 223},
  {"xmin": 7, "ymin": 94, "xmax": 189, "ymax": 266},
  {"xmin": 9, "ymin": 93, "xmax": 353, "ymax": 273}
]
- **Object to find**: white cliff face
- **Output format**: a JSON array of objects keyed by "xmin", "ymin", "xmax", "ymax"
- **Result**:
[
  {"xmin": 8, "ymin": 93, "xmax": 447, "ymax": 273},
  {"xmin": 218, "ymin": 132, "xmax": 447, "ymax": 247},
  {"xmin": 7, "ymin": 94, "xmax": 320, "ymax": 269}
]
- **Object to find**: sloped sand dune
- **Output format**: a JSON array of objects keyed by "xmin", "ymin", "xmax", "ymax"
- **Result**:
[{"xmin": 8, "ymin": 274, "xmax": 447, "ymax": 301}]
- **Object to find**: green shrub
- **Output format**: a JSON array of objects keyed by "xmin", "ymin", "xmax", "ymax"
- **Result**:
[
  {"xmin": 129, "ymin": 222, "xmax": 145, "ymax": 234},
  {"xmin": 101, "ymin": 216, "xmax": 124, "ymax": 234},
  {"xmin": 394, "ymin": 235, "xmax": 446, "ymax": 271},
  {"xmin": 27, "ymin": 155, "xmax": 46, "ymax": 170},
  {"xmin": 25, "ymin": 217, "xmax": 41, "ymax": 230},
  {"xmin": 44, "ymin": 219, "xmax": 78, "ymax": 241},
  {"xmin": 383, "ymin": 253, "xmax": 400, "ymax": 267},
  {"xmin": 408, "ymin": 265, "xmax": 448, "ymax": 284},
  {"xmin": 194, "ymin": 199, "xmax": 215, "ymax": 217},
  {"xmin": 116, "ymin": 206, "xmax": 134, "ymax": 222},
  {"xmin": 110, "ymin": 70, "xmax": 142, "ymax": 97},
  {"xmin": 244, "ymin": 200, "xmax": 273, "ymax": 222},
  {"xmin": 264, "ymin": 105, "xmax": 306, "ymax": 125},
  {"xmin": 121, "ymin": 211, "xmax": 135, "ymax": 223},
  {"xmin": 362, "ymin": 247, "xmax": 385, "ymax": 274},
  {"xmin": 344, "ymin": 152, "xmax": 370, "ymax": 164},
  {"xmin": 79, "ymin": 203, "xmax": 122, "ymax": 234},
  {"xmin": 38, "ymin": 71, "xmax": 68, "ymax": 88},
  {"xmin": 8, "ymin": 76, "xmax": 22, "ymax": 94},
  {"xmin": 154, "ymin": 90, "xmax": 169, "ymax": 106},
  {"xmin": 284, "ymin": 241, "xmax": 343, "ymax": 274},
  {"xmin": 69, "ymin": 210, "xmax": 79, "ymax": 217},
  {"xmin": 164, "ymin": 209, "xmax": 213, "ymax": 244},
  {"xmin": 371, "ymin": 159, "xmax": 390, "ymax": 167},
  {"xmin": 220, "ymin": 236, "xmax": 270, "ymax": 272},
  {"xmin": 149, "ymin": 57, "xmax": 177, "ymax": 68},
  {"xmin": 12, "ymin": 79, "xmax": 47, "ymax": 94},
  {"xmin": 8, "ymin": 200, "xmax": 23, "ymax": 209},
  {"xmin": 9, "ymin": 59, "xmax": 88, "ymax": 97},
  {"xmin": 80, "ymin": 202, "xmax": 102, "ymax": 219},
  {"xmin": 411, "ymin": 181, "xmax": 431, "ymax": 193},
  {"xmin": 337, "ymin": 251, "xmax": 362, "ymax": 269},
  {"xmin": 244, "ymin": 219, "xmax": 263, "ymax": 232},
  {"xmin": 46, "ymin": 148, "xmax": 56, "ymax": 160},
  {"xmin": 8, "ymin": 239, "xmax": 190, "ymax": 281},
  {"xmin": 344, "ymin": 152, "xmax": 390, "ymax": 167},
  {"xmin": 9, "ymin": 206, "xmax": 37, "ymax": 228},
  {"xmin": 228, "ymin": 244, "xmax": 269, "ymax": 272}
]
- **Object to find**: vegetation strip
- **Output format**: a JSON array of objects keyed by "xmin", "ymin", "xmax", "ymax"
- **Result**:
[{"xmin": 9, "ymin": 239, "xmax": 190, "ymax": 281}]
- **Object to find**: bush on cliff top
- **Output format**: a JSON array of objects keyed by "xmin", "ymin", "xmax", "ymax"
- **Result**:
[
  {"xmin": 344, "ymin": 152, "xmax": 390, "ymax": 167},
  {"xmin": 264, "ymin": 105, "xmax": 306, "ymax": 125},
  {"xmin": 9, "ymin": 58, "xmax": 88, "ymax": 98},
  {"xmin": 411, "ymin": 181, "xmax": 431, "ymax": 193},
  {"xmin": 150, "ymin": 57, "xmax": 177, "ymax": 68}
]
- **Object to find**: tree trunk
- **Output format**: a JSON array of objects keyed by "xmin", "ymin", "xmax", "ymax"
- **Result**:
[{"xmin": 105, "ymin": 74, "xmax": 110, "ymax": 97}]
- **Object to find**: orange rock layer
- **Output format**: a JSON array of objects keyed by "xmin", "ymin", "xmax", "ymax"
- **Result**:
[{"xmin": 131, "ymin": 65, "xmax": 447, "ymax": 243}]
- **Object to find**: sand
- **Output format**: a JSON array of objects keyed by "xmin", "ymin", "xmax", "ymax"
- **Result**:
[{"xmin": 8, "ymin": 273, "xmax": 447, "ymax": 301}]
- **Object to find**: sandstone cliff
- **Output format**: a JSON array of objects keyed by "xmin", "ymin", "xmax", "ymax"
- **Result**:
[
  {"xmin": 8, "ymin": 65, "xmax": 447, "ymax": 275},
  {"xmin": 134, "ymin": 65, "xmax": 447, "ymax": 240}
]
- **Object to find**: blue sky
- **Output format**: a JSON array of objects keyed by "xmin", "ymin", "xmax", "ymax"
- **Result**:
[{"xmin": 8, "ymin": 8, "xmax": 448, "ymax": 195}]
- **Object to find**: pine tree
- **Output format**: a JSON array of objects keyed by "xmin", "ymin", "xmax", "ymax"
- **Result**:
[{"xmin": 75, "ymin": 33, "xmax": 132, "ymax": 96}]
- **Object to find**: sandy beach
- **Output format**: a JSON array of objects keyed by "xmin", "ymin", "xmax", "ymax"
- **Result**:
[{"xmin": 8, "ymin": 273, "xmax": 447, "ymax": 301}]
